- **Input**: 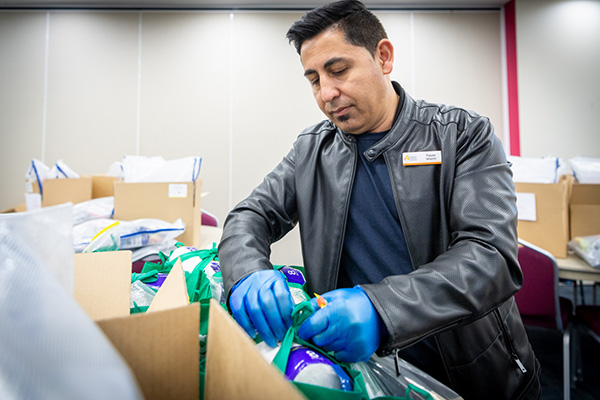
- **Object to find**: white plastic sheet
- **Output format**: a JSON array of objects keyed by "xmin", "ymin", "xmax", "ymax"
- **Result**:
[
  {"xmin": 121, "ymin": 155, "xmax": 202, "ymax": 183},
  {"xmin": 0, "ymin": 208, "xmax": 143, "ymax": 400},
  {"xmin": 508, "ymin": 155, "xmax": 570, "ymax": 183},
  {"xmin": 73, "ymin": 218, "xmax": 185, "ymax": 252},
  {"xmin": 0, "ymin": 203, "xmax": 74, "ymax": 293},
  {"xmin": 569, "ymin": 157, "xmax": 600, "ymax": 184},
  {"xmin": 72, "ymin": 196, "xmax": 115, "ymax": 226}
]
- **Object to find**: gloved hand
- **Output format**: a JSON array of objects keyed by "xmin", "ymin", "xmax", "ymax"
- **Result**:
[
  {"xmin": 297, "ymin": 286, "xmax": 386, "ymax": 363},
  {"xmin": 229, "ymin": 269, "xmax": 294, "ymax": 348}
]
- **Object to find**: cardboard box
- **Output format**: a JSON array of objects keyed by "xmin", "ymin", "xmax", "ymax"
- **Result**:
[
  {"xmin": 515, "ymin": 176, "xmax": 572, "ymax": 258},
  {"xmin": 570, "ymin": 183, "xmax": 600, "ymax": 239},
  {"xmin": 91, "ymin": 174, "xmax": 118, "ymax": 199},
  {"xmin": 26, "ymin": 175, "xmax": 113, "ymax": 209},
  {"xmin": 74, "ymin": 251, "xmax": 132, "ymax": 320},
  {"xmin": 113, "ymin": 181, "xmax": 202, "ymax": 248},
  {"xmin": 40, "ymin": 177, "xmax": 93, "ymax": 207},
  {"xmin": 74, "ymin": 251, "xmax": 304, "ymax": 400},
  {"xmin": 1, "ymin": 203, "xmax": 27, "ymax": 213},
  {"xmin": 205, "ymin": 299, "xmax": 306, "ymax": 400},
  {"xmin": 75, "ymin": 253, "xmax": 200, "ymax": 400}
]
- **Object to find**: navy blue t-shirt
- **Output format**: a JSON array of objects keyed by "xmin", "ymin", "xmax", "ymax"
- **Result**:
[
  {"xmin": 337, "ymin": 129, "xmax": 449, "ymax": 385},
  {"xmin": 337, "ymin": 131, "xmax": 412, "ymax": 287}
]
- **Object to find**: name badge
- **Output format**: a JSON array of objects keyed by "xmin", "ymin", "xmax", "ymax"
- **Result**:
[{"xmin": 403, "ymin": 150, "xmax": 442, "ymax": 166}]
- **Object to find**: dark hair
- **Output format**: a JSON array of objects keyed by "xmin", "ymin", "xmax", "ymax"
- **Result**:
[{"xmin": 286, "ymin": 0, "xmax": 387, "ymax": 56}]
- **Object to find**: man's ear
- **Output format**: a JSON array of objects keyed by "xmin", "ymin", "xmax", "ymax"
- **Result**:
[{"xmin": 376, "ymin": 39, "xmax": 394, "ymax": 75}]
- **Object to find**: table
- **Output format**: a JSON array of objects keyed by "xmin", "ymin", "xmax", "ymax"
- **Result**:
[
  {"xmin": 198, "ymin": 226, "xmax": 223, "ymax": 249},
  {"xmin": 556, "ymin": 254, "xmax": 600, "ymax": 283},
  {"xmin": 556, "ymin": 253, "xmax": 600, "ymax": 305}
]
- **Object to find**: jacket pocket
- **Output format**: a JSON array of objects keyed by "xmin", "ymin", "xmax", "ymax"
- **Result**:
[{"xmin": 439, "ymin": 299, "xmax": 539, "ymax": 400}]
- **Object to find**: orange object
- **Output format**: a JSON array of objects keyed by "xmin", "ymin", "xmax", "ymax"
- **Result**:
[{"xmin": 314, "ymin": 293, "xmax": 327, "ymax": 308}]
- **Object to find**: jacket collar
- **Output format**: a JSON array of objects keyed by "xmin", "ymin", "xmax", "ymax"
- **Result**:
[{"xmin": 340, "ymin": 81, "xmax": 415, "ymax": 161}]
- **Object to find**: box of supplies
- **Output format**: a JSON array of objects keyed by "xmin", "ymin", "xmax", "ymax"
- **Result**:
[
  {"xmin": 514, "ymin": 175, "xmax": 572, "ymax": 258},
  {"xmin": 113, "ymin": 180, "xmax": 202, "ymax": 248},
  {"xmin": 74, "ymin": 250, "xmax": 303, "ymax": 400},
  {"xmin": 26, "ymin": 175, "xmax": 116, "ymax": 209},
  {"xmin": 38, "ymin": 177, "xmax": 93, "ymax": 207},
  {"xmin": 570, "ymin": 183, "xmax": 600, "ymax": 239},
  {"xmin": 74, "ymin": 251, "xmax": 200, "ymax": 400},
  {"xmin": 91, "ymin": 175, "xmax": 118, "ymax": 199}
]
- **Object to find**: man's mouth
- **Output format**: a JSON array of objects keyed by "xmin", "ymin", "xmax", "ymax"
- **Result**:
[{"xmin": 330, "ymin": 106, "xmax": 351, "ymax": 118}]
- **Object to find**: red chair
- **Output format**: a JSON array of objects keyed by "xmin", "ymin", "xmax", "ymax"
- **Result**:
[
  {"xmin": 514, "ymin": 239, "xmax": 574, "ymax": 400},
  {"xmin": 201, "ymin": 208, "xmax": 219, "ymax": 227}
]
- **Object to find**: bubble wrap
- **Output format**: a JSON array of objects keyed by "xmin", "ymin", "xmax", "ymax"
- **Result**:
[{"xmin": 0, "ymin": 208, "xmax": 143, "ymax": 400}]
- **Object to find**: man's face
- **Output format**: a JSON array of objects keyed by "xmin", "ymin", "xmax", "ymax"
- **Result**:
[{"xmin": 300, "ymin": 28, "xmax": 392, "ymax": 134}]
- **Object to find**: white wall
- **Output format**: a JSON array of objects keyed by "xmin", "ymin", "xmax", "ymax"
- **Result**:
[
  {"xmin": 516, "ymin": 0, "xmax": 600, "ymax": 159},
  {"xmin": 0, "ymin": 9, "xmax": 503, "ymax": 265}
]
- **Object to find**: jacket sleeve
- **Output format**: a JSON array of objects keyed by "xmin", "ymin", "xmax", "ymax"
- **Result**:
[
  {"xmin": 218, "ymin": 145, "xmax": 299, "ymax": 304},
  {"xmin": 361, "ymin": 115, "xmax": 521, "ymax": 353}
]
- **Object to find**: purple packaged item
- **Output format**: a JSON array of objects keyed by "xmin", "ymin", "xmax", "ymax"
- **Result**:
[
  {"xmin": 145, "ymin": 273, "xmax": 168, "ymax": 291},
  {"xmin": 280, "ymin": 266, "xmax": 306, "ymax": 286},
  {"xmin": 285, "ymin": 345, "xmax": 353, "ymax": 391}
]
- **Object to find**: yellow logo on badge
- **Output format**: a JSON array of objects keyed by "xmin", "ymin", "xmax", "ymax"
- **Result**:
[{"xmin": 403, "ymin": 151, "xmax": 442, "ymax": 166}]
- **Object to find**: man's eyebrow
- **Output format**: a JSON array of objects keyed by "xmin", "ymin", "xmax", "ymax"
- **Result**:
[{"xmin": 303, "ymin": 57, "xmax": 348, "ymax": 77}]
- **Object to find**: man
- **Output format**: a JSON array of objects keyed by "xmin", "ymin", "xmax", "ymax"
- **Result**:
[{"xmin": 218, "ymin": 1, "xmax": 541, "ymax": 399}]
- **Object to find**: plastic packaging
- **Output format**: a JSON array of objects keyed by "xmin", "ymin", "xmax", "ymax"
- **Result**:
[
  {"xmin": 121, "ymin": 155, "xmax": 202, "ymax": 183},
  {"xmin": 144, "ymin": 273, "xmax": 168, "ymax": 291},
  {"xmin": 287, "ymin": 345, "xmax": 353, "ymax": 391},
  {"xmin": 256, "ymin": 342, "xmax": 353, "ymax": 392},
  {"xmin": 0, "ymin": 203, "xmax": 74, "ymax": 293},
  {"xmin": 569, "ymin": 157, "xmax": 600, "ymax": 183},
  {"xmin": 73, "ymin": 196, "xmax": 115, "ymax": 226},
  {"xmin": 130, "ymin": 240, "xmax": 178, "ymax": 263},
  {"xmin": 0, "ymin": 209, "xmax": 143, "ymax": 400},
  {"xmin": 83, "ymin": 221, "xmax": 121, "ymax": 253},
  {"xmin": 167, "ymin": 245, "xmax": 201, "ymax": 273},
  {"xmin": 130, "ymin": 280, "xmax": 157, "ymax": 309},
  {"xmin": 569, "ymin": 235, "xmax": 600, "ymax": 268},
  {"xmin": 353, "ymin": 353, "xmax": 462, "ymax": 400},
  {"xmin": 73, "ymin": 218, "xmax": 185, "ymax": 252},
  {"xmin": 50, "ymin": 159, "xmax": 80, "ymax": 178},
  {"xmin": 203, "ymin": 261, "xmax": 225, "ymax": 304},
  {"xmin": 508, "ymin": 155, "xmax": 570, "ymax": 183},
  {"xmin": 106, "ymin": 160, "xmax": 124, "ymax": 179},
  {"xmin": 25, "ymin": 158, "xmax": 50, "ymax": 192},
  {"xmin": 277, "ymin": 265, "xmax": 310, "ymax": 304}
]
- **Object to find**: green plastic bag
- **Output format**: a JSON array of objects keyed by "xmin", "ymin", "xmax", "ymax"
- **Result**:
[
  {"xmin": 271, "ymin": 301, "xmax": 434, "ymax": 400},
  {"xmin": 141, "ymin": 242, "xmax": 220, "ymax": 303},
  {"xmin": 271, "ymin": 301, "xmax": 369, "ymax": 400}
]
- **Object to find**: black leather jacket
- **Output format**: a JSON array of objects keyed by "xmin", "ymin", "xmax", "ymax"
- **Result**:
[{"xmin": 219, "ymin": 82, "xmax": 541, "ymax": 399}]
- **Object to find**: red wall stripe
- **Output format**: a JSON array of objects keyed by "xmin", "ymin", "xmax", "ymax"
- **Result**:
[{"xmin": 504, "ymin": 0, "xmax": 520, "ymax": 156}]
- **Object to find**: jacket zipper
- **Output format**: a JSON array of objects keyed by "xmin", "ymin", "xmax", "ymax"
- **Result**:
[
  {"xmin": 332, "ymin": 135, "xmax": 358, "ymax": 287},
  {"xmin": 494, "ymin": 309, "xmax": 527, "ymax": 374},
  {"xmin": 383, "ymin": 151, "xmax": 461, "ymax": 384},
  {"xmin": 382, "ymin": 152, "xmax": 417, "ymax": 271},
  {"xmin": 393, "ymin": 349, "xmax": 401, "ymax": 377}
]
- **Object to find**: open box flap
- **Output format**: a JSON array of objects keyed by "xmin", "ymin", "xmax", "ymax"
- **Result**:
[
  {"xmin": 74, "ymin": 250, "xmax": 132, "ymax": 321},
  {"xmin": 98, "ymin": 303, "xmax": 200, "ymax": 400},
  {"xmin": 147, "ymin": 258, "xmax": 189, "ymax": 313},
  {"xmin": 205, "ymin": 299, "xmax": 306, "ymax": 400}
]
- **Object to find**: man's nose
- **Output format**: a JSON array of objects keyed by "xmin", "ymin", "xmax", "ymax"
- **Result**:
[{"xmin": 320, "ymin": 79, "xmax": 340, "ymax": 103}]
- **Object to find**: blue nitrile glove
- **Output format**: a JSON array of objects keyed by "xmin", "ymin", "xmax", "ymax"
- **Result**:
[
  {"xmin": 297, "ymin": 286, "xmax": 385, "ymax": 363},
  {"xmin": 229, "ymin": 269, "xmax": 295, "ymax": 348}
]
